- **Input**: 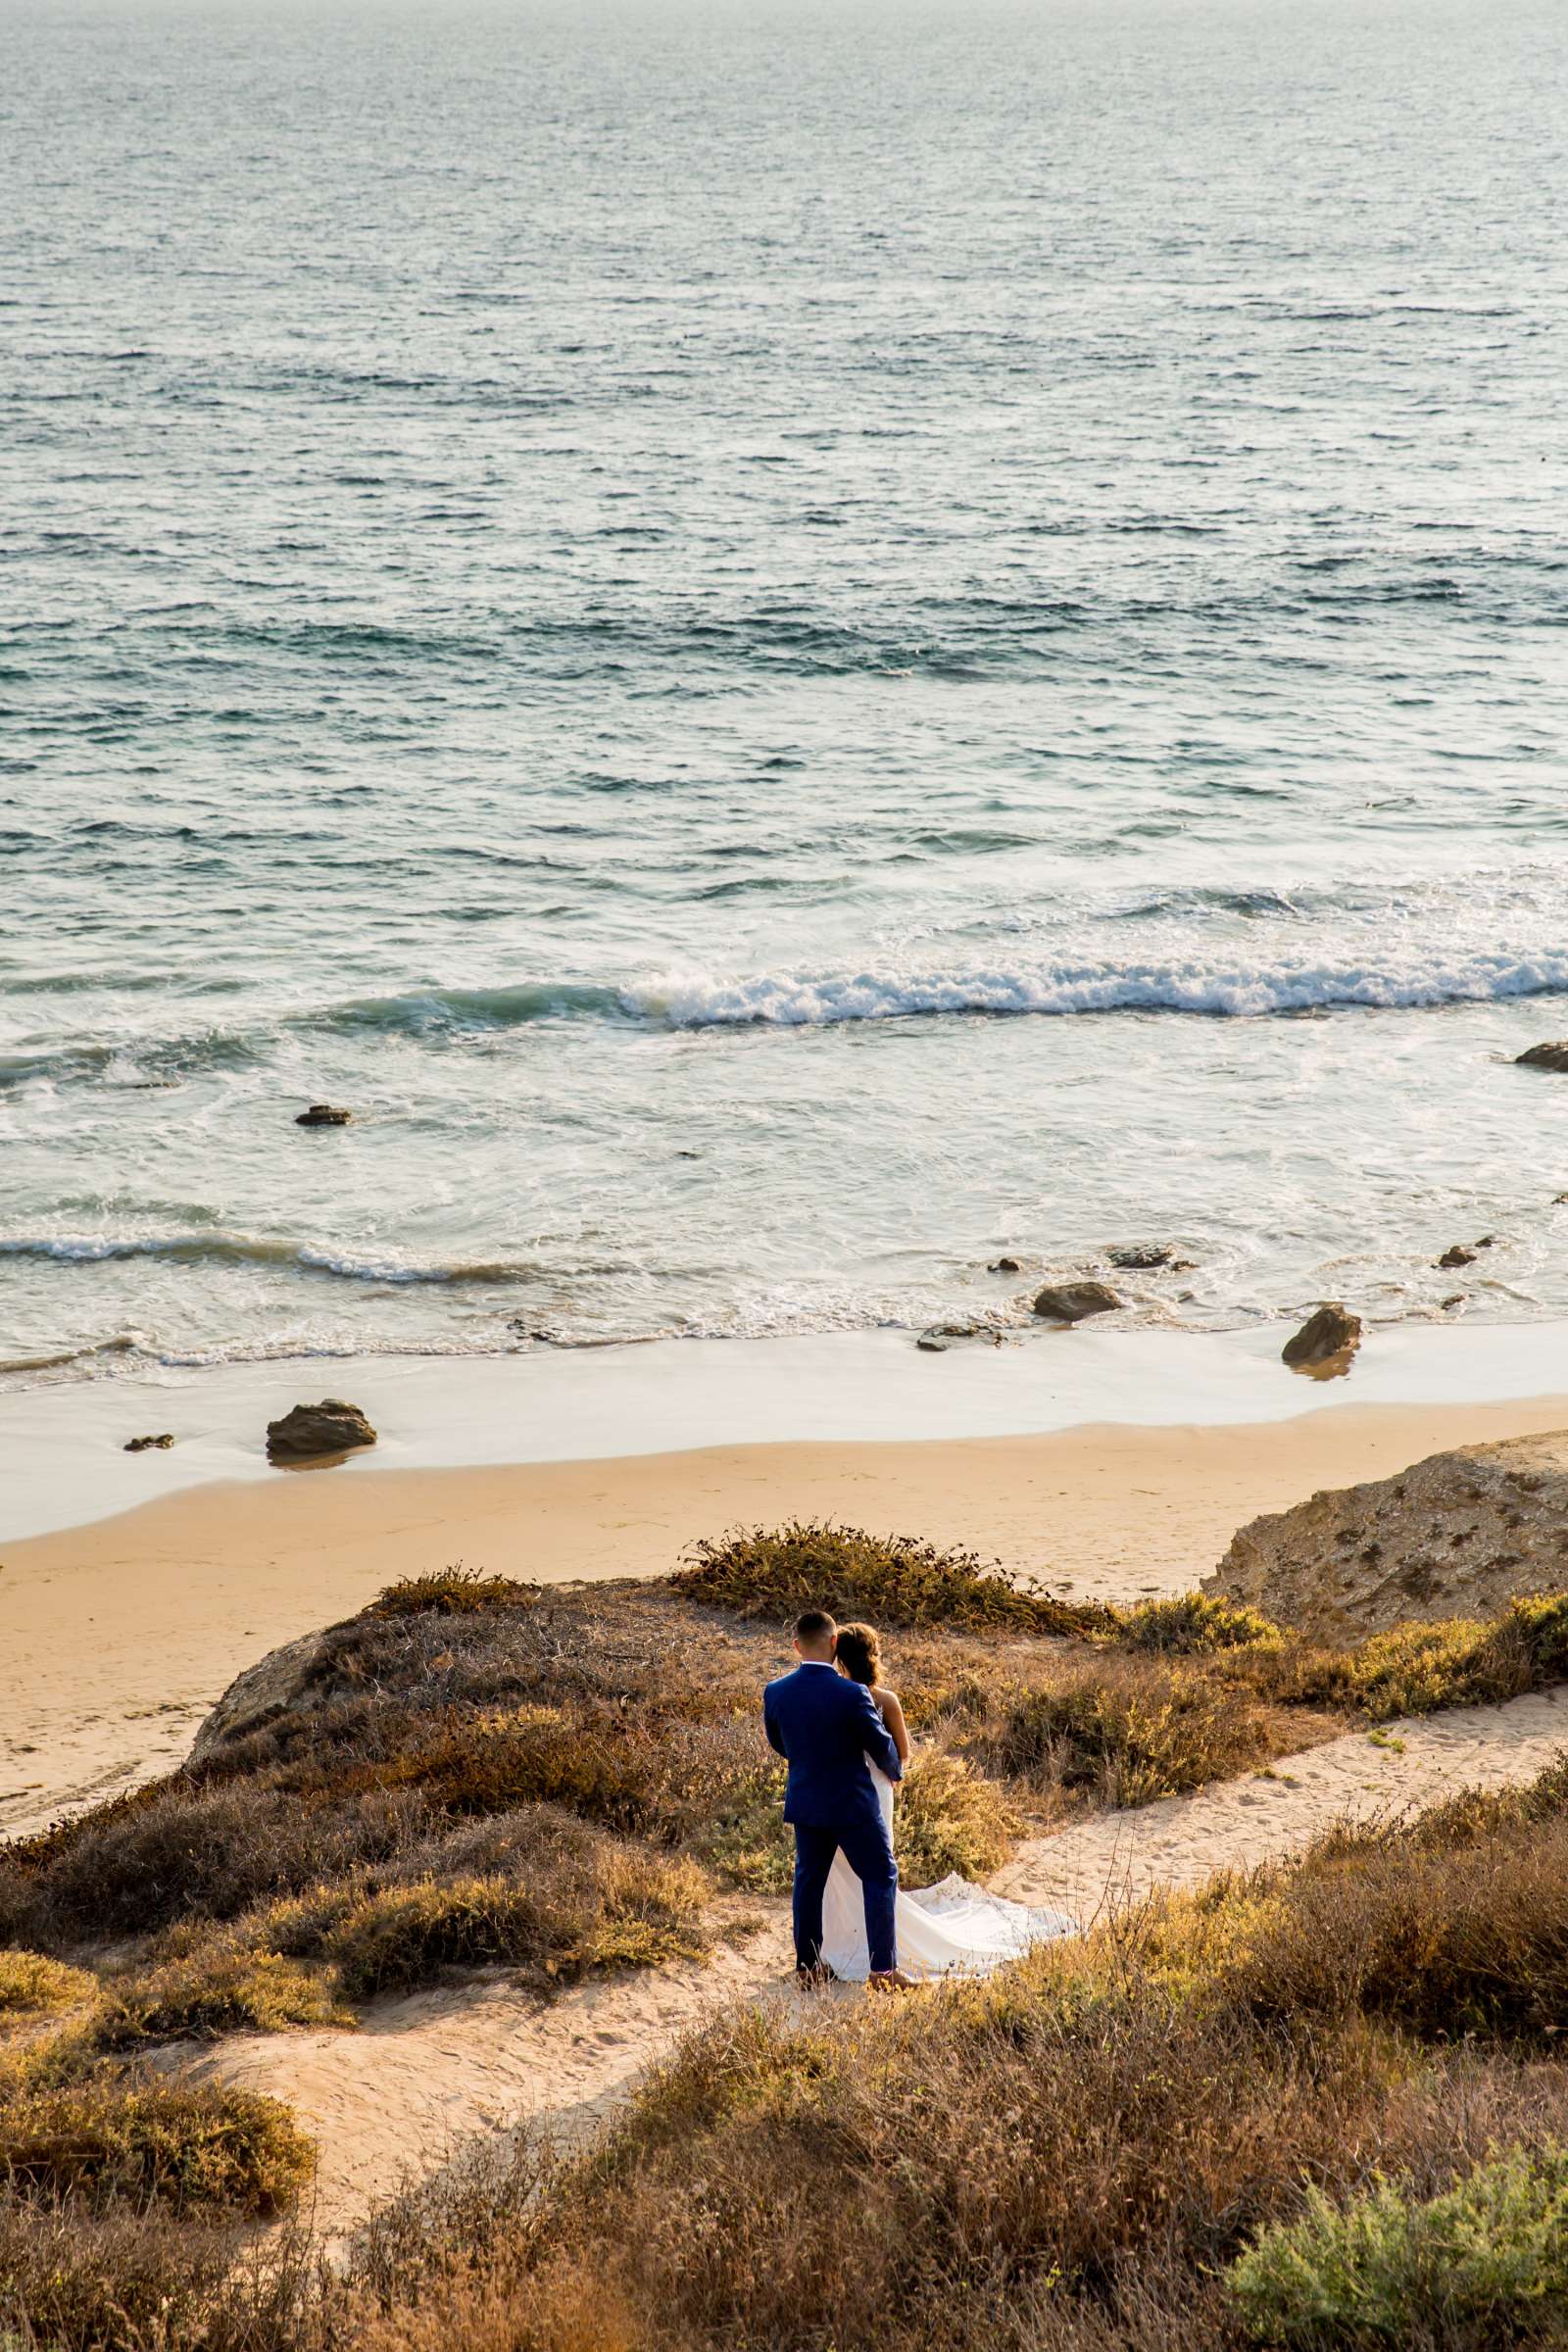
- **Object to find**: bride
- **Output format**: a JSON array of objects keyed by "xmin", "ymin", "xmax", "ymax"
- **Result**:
[{"xmin": 819, "ymin": 1622, "xmax": 1077, "ymax": 1983}]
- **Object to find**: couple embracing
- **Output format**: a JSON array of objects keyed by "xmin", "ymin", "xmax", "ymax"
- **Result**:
[{"xmin": 763, "ymin": 1607, "xmax": 1075, "ymax": 1989}]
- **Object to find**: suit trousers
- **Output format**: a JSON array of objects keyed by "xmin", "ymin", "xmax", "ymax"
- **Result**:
[{"xmin": 792, "ymin": 1816, "xmax": 898, "ymax": 1976}]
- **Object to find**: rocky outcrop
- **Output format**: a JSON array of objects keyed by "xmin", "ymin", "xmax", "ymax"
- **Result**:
[
  {"xmin": 1516, "ymin": 1043, "xmax": 1568, "ymax": 1073},
  {"xmin": 1204, "ymin": 1430, "xmax": 1568, "ymax": 1640},
  {"xmin": 988, "ymin": 1256, "xmax": 1021, "ymax": 1274},
  {"xmin": 266, "ymin": 1398, "xmax": 377, "ymax": 1462},
  {"xmin": 1281, "ymin": 1302, "xmax": 1361, "ymax": 1373},
  {"xmin": 295, "ymin": 1103, "xmax": 353, "ymax": 1127},
  {"xmin": 188, "ymin": 1628, "xmax": 330, "ymax": 1764},
  {"xmin": 1031, "ymin": 1281, "xmax": 1120, "ymax": 1323},
  {"xmin": 123, "ymin": 1432, "xmax": 174, "ymax": 1452},
  {"xmin": 1437, "ymin": 1238, "xmax": 1494, "ymax": 1270}
]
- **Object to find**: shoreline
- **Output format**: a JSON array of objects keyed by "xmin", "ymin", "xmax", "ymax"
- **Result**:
[
  {"xmin": 7, "ymin": 1316, "xmax": 1568, "ymax": 1544},
  {"xmin": 6, "ymin": 1382, "xmax": 1568, "ymax": 1844}
]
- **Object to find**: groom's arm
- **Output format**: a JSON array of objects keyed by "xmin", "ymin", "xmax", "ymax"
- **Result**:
[
  {"xmin": 852, "ymin": 1683, "xmax": 904, "ymax": 1784},
  {"xmin": 763, "ymin": 1692, "xmax": 787, "ymax": 1759}
]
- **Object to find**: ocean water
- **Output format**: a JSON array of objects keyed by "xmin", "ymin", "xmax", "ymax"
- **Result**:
[{"xmin": 4, "ymin": 0, "xmax": 1568, "ymax": 1389}]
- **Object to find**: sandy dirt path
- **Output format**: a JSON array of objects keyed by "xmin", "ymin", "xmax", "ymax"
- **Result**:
[{"xmin": 189, "ymin": 1680, "xmax": 1568, "ymax": 2244}]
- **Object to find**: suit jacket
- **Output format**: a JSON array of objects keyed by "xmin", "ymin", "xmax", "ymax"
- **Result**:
[{"xmin": 762, "ymin": 1661, "xmax": 904, "ymax": 1832}]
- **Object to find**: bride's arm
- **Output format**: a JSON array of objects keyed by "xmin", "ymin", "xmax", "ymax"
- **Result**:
[{"xmin": 876, "ymin": 1688, "xmax": 911, "ymax": 1768}]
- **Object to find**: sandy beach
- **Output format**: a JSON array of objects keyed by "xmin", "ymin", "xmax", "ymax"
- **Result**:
[{"xmin": 7, "ymin": 1382, "xmax": 1568, "ymax": 1843}]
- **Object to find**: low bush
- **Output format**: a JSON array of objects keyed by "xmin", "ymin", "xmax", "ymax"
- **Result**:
[
  {"xmin": 996, "ymin": 1654, "xmax": 1286, "ymax": 1806},
  {"xmin": 0, "ymin": 2075, "xmax": 314, "ymax": 2215},
  {"xmin": 0, "ymin": 1779, "xmax": 429, "ymax": 1952},
  {"xmin": 326, "ymin": 1838, "xmax": 709, "ymax": 2003},
  {"xmin": 94, "ymin": 1943, "xmax": 350, "ymax": 2049},
  {"xmin": 1228, "ymin": 2145, "xmax": 1568, "ymax": 2347},
  {"xmin": 1219, "ymin": 1805, "xmax": 1568, "ymax": 2043},
  {"xmin": 0, "ymin": 1949, "xmax": 94, "ymax": 2016},
  {"xmin": 1112, "ymin": 1592, "xmax": 1284, "ymax": 1655},
  {"xmin": 895, "ymin": 1750, "xmax": 1021, "ymax": 1886},
  {"xmin": 672, "ymin": 1519, "xmax": 1105, "ymax": 1635},
  {"xmin": 369, "ymin": 1568, "xmax": 538, "ymax": 1620}
]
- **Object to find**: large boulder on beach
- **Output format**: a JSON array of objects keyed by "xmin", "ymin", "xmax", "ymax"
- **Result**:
[
  {"xmin": 1031, "ymin": 1281, "xmax": 1121, "ymax": 1323},
  {"xmin": 1204, "ymin": 1430, "xmax": 1568, "ymax": 1641},
  {"xmin": 1281, "ymin": 1302, "xmax": 1361, "ymax": 1372},
  {"xmin": 1516, "ymin": 1043, "xmax": 1568, "ymax": 1073},
  {"xmin": 266, "ymin": 1397, "xmax": 377, "ymax": 1462}
]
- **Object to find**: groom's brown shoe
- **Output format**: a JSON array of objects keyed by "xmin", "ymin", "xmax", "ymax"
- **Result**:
[
  {"xmin": 795, "ymin": 1962, "xmax": 838, "ymax": 1989},
  {"xmin": 867, "ymin": 1968, "xmax": 918, "ymax": 1994}
]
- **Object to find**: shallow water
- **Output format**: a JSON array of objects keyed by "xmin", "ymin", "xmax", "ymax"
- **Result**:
[{"xmin": 4, "ymin": 0, "xmax": 1567, "ymax": 1383}]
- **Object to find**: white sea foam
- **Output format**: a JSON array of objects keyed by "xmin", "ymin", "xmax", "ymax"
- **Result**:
[{"xmin": 636, "ymin": 948, "xmax": 1568, "ymax": 1030}]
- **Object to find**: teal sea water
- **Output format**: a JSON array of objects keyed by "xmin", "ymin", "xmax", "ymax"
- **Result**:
[{"xmin": 4, "ymin": 0, "xmax": 1568, "ymax": 1386}]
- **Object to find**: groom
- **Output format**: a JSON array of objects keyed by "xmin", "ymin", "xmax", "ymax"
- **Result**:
[{"xmin": 762, "ymin": 1607, "xmax": 910, "ymax": 1991}]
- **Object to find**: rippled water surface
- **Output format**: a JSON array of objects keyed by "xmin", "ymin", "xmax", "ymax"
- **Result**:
[{"xmin": 4, "ymin": 0, "xmax": 1568, "ymax": 1380}]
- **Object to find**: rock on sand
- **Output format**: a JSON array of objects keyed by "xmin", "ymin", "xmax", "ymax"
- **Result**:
[
  {"xmin": 1281, "ymin": 1302, "xmax": 1361, "ymax": 1373},
  {"xmin": 266, "ymin": 1398, "xmax": 378, "ymax": 1462}
]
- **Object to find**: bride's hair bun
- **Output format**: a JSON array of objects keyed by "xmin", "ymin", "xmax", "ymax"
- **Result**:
[{"xmin": 835, "ymin": 1622, "xmax": 880, "ymax": 1686}]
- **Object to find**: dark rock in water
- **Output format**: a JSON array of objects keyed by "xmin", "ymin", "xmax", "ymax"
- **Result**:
[
  {"xmin": 988, "ymin": 1256, "xmax": 1021, "ymax": 1274},
  {"xmin": 1442, "ymin": 1294, "xmax": 1467, "ymax": 1310},
  {"xmin": 1516, "ymin": 1043, "xmax": 1568, "ymax": 1073},
  {"xmin": 1031, "ymin": 1281, "xmax": 1121, "ymax": 1324},
  {"xmin": 1437, "ymin": 1236, "xmax": 1496, "ymax": 1269},
  {"xmin": 1281, "ymin": 1302, "xmax": 1361, "ymax": 1374},
  {"xmin": 266, "ymin": 1397, "xmax": 377, "ymax": 1462},
  {"xmin": 123, "ymin": 1432, "xmax": 174, "ymax": 1452},
  {"xmin": 295, "ymin": 1102, "xmax": 353, "ymax": 1127},
  {"xmin": 917, "ymin": 1322, "xmax": 993, "ymax": 1352},
  {"xmin": 1106, "ymin": 1243, "xmax": 1187, "ymax": 1271}
]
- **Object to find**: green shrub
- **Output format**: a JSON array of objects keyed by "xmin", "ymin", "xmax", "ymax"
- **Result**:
[
  {"xmin": 95, "ymin": 1944, "xmax": 349, "ymax": 2049},
  {"xmin": 370, "ymin": 1567, "xmax": 538, "ymax": 1619},
  {"xmin": 0, "ymin": 2076, "xmax": 314, "ymax": 2215},
  {"xmin": 896, "ymin": 1751, "xmax": 1021, "ymax": 1886},
  {"xmin": 327, "ymin": 1847, "xmax": 710, "ymax": 2002},
  {"xmin": 998, "ymin": 1656, "xmax": 1281, "ymax": 1806},
  {"xmin": 0, "ymin": 1950, "xmax": 95, "ymax": 2016},
  {"xmin": 672, "ymin": 1520, "xmax": 1104, "ymax": 1635},
  {"xmin": 1228, "ymin": 2146, "xmax": 1568, "ymax": 2346},
  {"xmin": 1112, "ymin": 1592, "xmax": 1284, "ymax": 1655},
  {"xmin": 686, "ymin": 1759, "xmax": 792, "ymax": 1893}
]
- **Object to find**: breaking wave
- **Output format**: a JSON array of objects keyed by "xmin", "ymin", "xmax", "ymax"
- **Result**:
[{"xmin": 0, "ymin": 1235, "xmax": 534, "ymax": 1285}]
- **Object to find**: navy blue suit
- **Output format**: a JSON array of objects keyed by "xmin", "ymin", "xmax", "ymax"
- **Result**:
[{"xmin": 763, "ymin": 1661, "xmax": 904, "ymax": 1975}]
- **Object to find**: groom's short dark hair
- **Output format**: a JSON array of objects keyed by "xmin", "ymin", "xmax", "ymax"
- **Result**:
[{"xmin": 795, "ymin": 1608, "xmax": 836, "ymax": 1643}]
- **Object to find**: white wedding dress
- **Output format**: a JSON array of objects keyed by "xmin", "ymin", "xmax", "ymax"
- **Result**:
[{"xmin": 820, "ymin": 1760, "xmax": 1077, "ymax": 1983}]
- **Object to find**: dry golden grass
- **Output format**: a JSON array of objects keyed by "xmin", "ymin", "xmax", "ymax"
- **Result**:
[
  {"xmin": 319, "ymin": 1758, "xmax": 1568, "ymax": 2352},
  {"xmin": 4, "ymin": 1532, "xmax": 1568, "ymax": 2350}
]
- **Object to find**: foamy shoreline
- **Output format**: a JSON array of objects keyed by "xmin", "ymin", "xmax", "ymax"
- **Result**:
[{"xmin": 4, "ymin": 1317, "xmax": 1568, "ymax": 1545}]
